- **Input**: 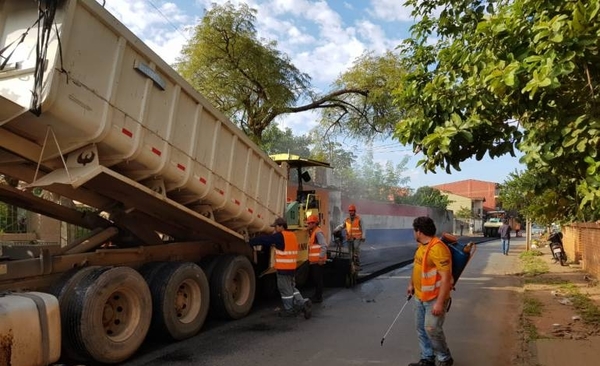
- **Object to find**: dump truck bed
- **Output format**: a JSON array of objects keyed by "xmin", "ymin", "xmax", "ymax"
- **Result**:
[{"xmin": 0, "ymin": 0, "xmax": 286, "ymax": 236}]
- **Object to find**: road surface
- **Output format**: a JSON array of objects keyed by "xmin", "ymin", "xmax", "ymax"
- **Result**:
[{"xmin": 122, "ymin": 238, "xmax": 522, "ymax": 366}]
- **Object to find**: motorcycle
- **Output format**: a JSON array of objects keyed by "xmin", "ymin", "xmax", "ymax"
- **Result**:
[{"xmin": 548, "ymin": 232, "xmax": 567, "ymax": 266}]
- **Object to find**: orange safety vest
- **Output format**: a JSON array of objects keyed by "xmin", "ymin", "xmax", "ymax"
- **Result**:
[
  {"xmin": 420, "ymin": 237, "xmax": 452, "ymax": 301},
  {"xmin": 308, "ymin": 227, "xmax": 327, "ymax": 263},
  {"xmin": 275, "ymin": 231, "xmax": 299, "ymax": 270},
  {"xmin": 344, "ymin": 215, "xmax": 363, "ymax": 239}
]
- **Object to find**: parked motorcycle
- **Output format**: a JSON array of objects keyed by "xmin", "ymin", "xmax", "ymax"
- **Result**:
[{"xmin": 548, "ymin": 232, "xmax": 567, "ymax": 266}]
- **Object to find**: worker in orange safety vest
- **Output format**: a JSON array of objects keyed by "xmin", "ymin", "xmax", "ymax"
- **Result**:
[
  {"xmin": 406, "ymin": 216, "xmax": 454, "ymax": 366},
  {"xmin": 333, "ymin": 204, "xmax": 365, "ymax": 265},
  {"xmin": 249, "ymin": 217, "xmax": 312, "ymax": 319}
]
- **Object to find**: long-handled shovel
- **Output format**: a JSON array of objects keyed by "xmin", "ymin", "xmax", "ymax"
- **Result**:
[{"xmin": 380, "ymin": 294, "xmax": 412, "ymax": 346}]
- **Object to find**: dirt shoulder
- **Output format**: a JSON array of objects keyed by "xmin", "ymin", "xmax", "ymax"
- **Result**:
[{"xmin": 514, "ymin": 244, "xmax": 600, "ymax": 366}]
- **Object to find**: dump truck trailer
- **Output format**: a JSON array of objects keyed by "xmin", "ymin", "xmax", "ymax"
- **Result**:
[{"xmin": 0, "ymin": 0, "xmax": 306, "ymax": 364}]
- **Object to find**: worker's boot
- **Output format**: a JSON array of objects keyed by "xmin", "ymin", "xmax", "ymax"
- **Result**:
[{"xmin": 407, "ymin": 359, "xmax": 435, "ymax": 366}]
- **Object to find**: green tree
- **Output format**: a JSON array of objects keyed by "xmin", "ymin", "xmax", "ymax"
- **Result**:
[
  {"xmin": 311, "ymin": 141, "xmax": 410, "ymax": 201},
  {"xmin": 394, "ymin": 0, "xmax": 600, "ymax": 217},
  {"xmin": 260, "ymin": 125, "xmax": 311, "ymax": 156},
  {"xmin": 455, "ymin": 206, "xmax": 473, "ymax": 220},
  {"xmin": 396, "ymin": 186, "xmax": 451, "ymax": 210},
  {"xmin": 176, "ymin": 2, "xmax": 389, "ymax": 144},
  {"xmin": 320, "ymin": 51, "xmax": 407, "ymax": 141}
]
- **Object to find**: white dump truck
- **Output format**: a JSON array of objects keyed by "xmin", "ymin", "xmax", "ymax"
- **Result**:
[{"xmin": 0, "ymin": 0, "xmax": 328, "ymax": 364}]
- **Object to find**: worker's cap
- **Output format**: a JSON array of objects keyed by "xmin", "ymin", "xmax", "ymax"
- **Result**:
[{"xmin": 270, "ymin": 217, "xmax": 287, "ymax": 227}]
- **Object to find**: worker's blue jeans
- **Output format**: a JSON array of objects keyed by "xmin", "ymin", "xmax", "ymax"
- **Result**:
[
  {"xmin": 413, "ymin": 297, "xmax": 452, "ymax": 362},
  {"xmin": 502, "ymin": 239, "xmax": 510, "ymax": 254}
]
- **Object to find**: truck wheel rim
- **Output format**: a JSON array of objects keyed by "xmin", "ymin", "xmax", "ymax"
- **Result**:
[
  {"xmin": 231, "ymin": 268, "xmax": 251, "ymax": 306},
  {"xmin": 175, "ymin": 279, "xmax": 202, "ymax": 324},
  {"xmin": 102, "ymin": 289, "xmax": 141, "ymax": 342}
]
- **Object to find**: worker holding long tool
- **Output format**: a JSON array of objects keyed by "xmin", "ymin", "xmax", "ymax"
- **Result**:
[
  {"xmin": 406, "ymin": 216, "xmax": 454, "ymax": 366},
  {"xmin": 333, "ymin": 204, "xmax": 365, "ymax": 265}
]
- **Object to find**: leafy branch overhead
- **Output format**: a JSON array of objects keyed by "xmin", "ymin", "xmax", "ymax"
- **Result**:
[
  {"xmin": 175, "ymin": 2, "xmax": 397, "ymax": 144},
  {"xmin": 394, "ymin": 0, "xmax": 600, "ymax": 213}
]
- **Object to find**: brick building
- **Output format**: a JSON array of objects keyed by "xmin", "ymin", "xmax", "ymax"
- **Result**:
[{"xmin": 432, "ymin": 179, "xmax": 499, "ymax": 214}]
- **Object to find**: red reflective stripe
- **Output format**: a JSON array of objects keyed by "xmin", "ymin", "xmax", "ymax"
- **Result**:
[
  {"xmin": 199, "ymin": 177, "xmax": 207, "ymax": 184},
  {"xmin": 151, "ymin": 147, "xmax": 162, "ymax": 156},
  {"xmin": 122, "ymin": 128, "xmax": 133, "ymax": 137},
  {"xmin": 177, "ymin": 163, "xmax": 185, "ymax": 171},
  {"xmin": 248, "ymin": 208, "xmax": 253, "ymax": 213},
  {"xmin": 233, "ymin": 199, "xmax": 240, "ymax": 205}
]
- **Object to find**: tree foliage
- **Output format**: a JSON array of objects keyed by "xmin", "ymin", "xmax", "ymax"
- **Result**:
[
  {"xmin": 499, "ymin": 169, "xmax": 600, "ymax": 225},
  {"xmin": 396, "ymin": 186, "xmax": 451, "ymax": 210},
  {"xmin": 455, "ymin": 206, "xmax": 473, "ymax": 220},
  {"xmin": 260, "ymin": 125, "xmax": 311, "ymax": 156},
  {"xmin": 320, "ymin": 51, "xmax": 407, "ymax": 140},
  {"xmin": 394, "ymin": 0, "xmax": 600, "ymax": 217},
  {"xmin": 176, "ymin": 2, "xmax": 394, "ymax": 144},
  {"xmin": 311, "ymin": 141, "xmax": 410, "ymax": 201}
]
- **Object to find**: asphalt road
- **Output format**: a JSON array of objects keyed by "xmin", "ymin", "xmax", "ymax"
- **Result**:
[{"xmin": 122, "ymin": 237, "xmax": 522, "ymax": 366}]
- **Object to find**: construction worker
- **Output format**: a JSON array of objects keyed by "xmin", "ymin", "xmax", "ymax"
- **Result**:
[
  {"xmin": 249, "ymin": 217, "xmax": 312, "ymax": 319},
  {"xmin": 333, "ymin": 204, "xmax": 365, "ymax": 265},
  {"xmin": 306, "ymin": 214, "xmax": 328, "ymax": 303},
  {"xmin": 406, "ymin": 216, "xmax": 454, "ymax": 366}
]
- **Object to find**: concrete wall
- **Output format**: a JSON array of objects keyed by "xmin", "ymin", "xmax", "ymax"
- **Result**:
[{"xmin": 338, "ymin": 197, "xmax": 454, "ymax": 245}]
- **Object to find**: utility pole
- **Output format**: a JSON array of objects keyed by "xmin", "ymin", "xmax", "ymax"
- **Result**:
[{"xmin": 526, "ymin": 217, "xmax": 532, "ymax": 251}]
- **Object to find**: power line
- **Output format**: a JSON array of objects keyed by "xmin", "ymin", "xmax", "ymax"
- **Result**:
[{"xmin": 144, "ymin": 0, "xmax": 190, "ymax": 42}]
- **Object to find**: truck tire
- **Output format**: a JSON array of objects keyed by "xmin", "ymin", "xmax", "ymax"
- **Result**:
[
  {"xmin": 138, "ymin": 261, "xmax": 170, "ymax": 284},
  {"xmin": 209, "ymin": 255, "xmax": 255, "ymax": 319},
  {"xmin": 62, "ymin": 266, "xmax": 152, "ymax": 364},
  {"xmin": 51, "ymin": 266, "xmax": 102, "ymax": 363},
  {"xmin": 146, "ymin": 262, "xmax": 210, "ymax": 340},
  {"xmin": 199, "ymin": 256, "xmax": 220, "ymax": 281}
]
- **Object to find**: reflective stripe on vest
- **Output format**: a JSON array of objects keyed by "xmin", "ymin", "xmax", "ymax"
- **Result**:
[
  {"xmin": 420, "ymin": 237, "xmax": 446, "ymax": 301},
  {"xmin": 275, "ymin": 231, "xmax": 299, "ymax": 270},
  {"xmin": 345, "ymin": 215, "xmax": 362, "ymax": 239},
  {"xmin": 308, "ymin": 227, "xmax": 327, "ymax": 263}
]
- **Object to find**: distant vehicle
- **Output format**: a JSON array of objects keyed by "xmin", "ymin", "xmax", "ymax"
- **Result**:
[
  {"xmin": 483, "ymin": 210, "xmax": 506, "ymax": 237},
  {"xmin": 530, "ymin": 224, "xmax": 546, "ymax": 236}
]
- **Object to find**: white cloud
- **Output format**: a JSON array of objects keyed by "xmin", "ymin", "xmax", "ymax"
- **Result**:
[
  {"xmin": 102, "ymin": 0, "xmax": 194, "ymax": 64},
  {"xmin": 368, "ymin": 0, "xmax": 414, "ymax": 22}
]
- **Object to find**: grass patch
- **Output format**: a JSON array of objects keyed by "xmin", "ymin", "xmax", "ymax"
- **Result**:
[
  {"xmin": 558, "ymin": 284, "xmax": 600, "ymax": 325},
  {"xmin": 520, "ymin": 251, "xmax": 549, "ymax": 276},
  {"xmin": 523, "ymin": 296, "xmax": 544, "ymax": 316},
  {"xmin": 521, "ymin": 318, "xmax": 540, "ymax": 341},
  {"xmin": 524, "ymin": 276, "xmax": 570, "ymax": 285}
]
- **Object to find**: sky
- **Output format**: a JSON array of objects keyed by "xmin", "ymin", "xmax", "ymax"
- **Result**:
[{"xmin": 99, "ymin": 0, "xmax": 524, "ymax": 189}]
